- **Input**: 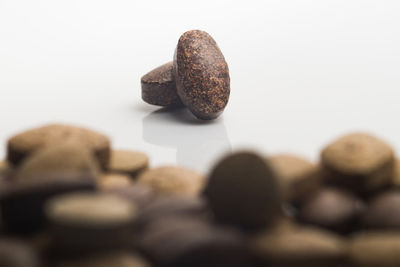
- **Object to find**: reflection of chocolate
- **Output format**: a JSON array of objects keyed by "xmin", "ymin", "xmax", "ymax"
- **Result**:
[{"xmin": 142, "ymin": 108, "xmax": 231, "ymax": 172}]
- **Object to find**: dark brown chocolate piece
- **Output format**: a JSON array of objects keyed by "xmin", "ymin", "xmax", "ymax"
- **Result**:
[
  {"xmin": 362, "ymin": 190, "xmax": 400, "ymax": 229},
  {"xmin": 0, "ymin": 173, "xmax": 95, "ymax": 234},
  {"xmin": 141, "ymin": 62, "xmax": 182, "ymax": 107},
  {"xmin": 7, "ymin": 124, "xmax": 111, "ymax": 169},
  {"xmin": 138, "ymin": 217, "xmax": 252, "ymax": 267},
  {"xmin": 174, "ymin": 30, "xmax": 230, "ymax": 120},
  {"xmin": 203, "ymin": 151, "xmax": 280, "ymax": 229},
  {"xmin": 298, "ymin": 187, "xmax": 365, "ymax": 233}
]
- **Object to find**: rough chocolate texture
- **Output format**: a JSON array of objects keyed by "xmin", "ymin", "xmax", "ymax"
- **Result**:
[
  {"xmin": 174, "ymin": 30, "xmax": 230, "ymax": 120},
  {"xmin": 141, "ymin": 62, "xmax": 182, "ymax": 107}
]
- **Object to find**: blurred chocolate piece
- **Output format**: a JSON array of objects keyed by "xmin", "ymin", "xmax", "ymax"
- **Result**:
[
  {"xmin": 98, "ymin": 174, "xmax": 132, "ymax": 191},
  {"xmin": 104, "ymin": 183, "xmax": 154, "ymax": 208},
  {"xmin": 251, "ymin": 226, "xmax": 347, "ymax": 267},
  {"xmin": 0, "ymin": 173, "xmax": 95, "ymax": 234},
  {"xmin": 203, "ymin": 151, "xmax": 280, "ymax": 229},
  {"xmin": 298, "ymin": 187, "xmax": 365, "ymax": 233},
  {"xmin": 7, "ymin": 124, "xmax": 111, "ymax": 169},
  {"xmin": 321, "ymin": 133, "xmax": 394, "ymax": 195},
  {"xmin": 138, "ymin": 216, "xmax": 252, "ymax": 267},
  {"xmin": 349, "ymin": 231, "xmax": 400, "ymax": 267},
  {"xmin": 137, "ymin": 166, "xmax": 204, "ymax": 197},
  {"xmin": 174, "ymin": 30, "xmax": 230, "ymax": 120},
  {"xmin": 16, "ymin": 144, "xmax": 100, "ymax": 180},
  {"xmin": 141, "ymin": 62, "xmax": 182, "ymax": 107},
  {"xmin": 108, "ymin": 150, "xmax": 149, "ymax": 178},
  {"xmin": 363, "ymin": 190, "xmax": 400, "ymax": 229},
  {"xmin": 0, "ymin": 239, "xmax": 41, "ymax": 267},
  {"xmin": 269, "ymin": 154, "xmax": 320, "ymax": 203},
  {"xmin": 45, "ymin": 192, "xmax": 137, "ymax": 258},
  {"xmin": 134, "ymin": 195, "xmax": 209, "ymax": 233},
  {"xmin": 54, "ymin": 252, "xmax": 150, "ymax": 267},
  {"xmin": 392, "ymin": 159, "xmax": 400, "ymax": 187}
]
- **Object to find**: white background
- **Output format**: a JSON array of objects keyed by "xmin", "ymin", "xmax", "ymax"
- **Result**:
[{"xmin": 1, "ymin": 1, "xmax": 400, "ymax": 173}]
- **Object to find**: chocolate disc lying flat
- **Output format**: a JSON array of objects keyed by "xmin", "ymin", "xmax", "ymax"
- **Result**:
[
  {"xmin": 7, "ymin": 124, "xmax": 111, "ymax": 169},
  {"xmin": 141, "ymin": 62, "xmax": 182, "ymax": 107},
  {"xmin": 174, "ymin": 30, "xmax": 230, "ymax": 120}
]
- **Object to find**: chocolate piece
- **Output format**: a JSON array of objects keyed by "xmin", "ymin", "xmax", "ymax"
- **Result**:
[
  {"xmin": 16, "ymin": 144, "xmax": 100, "ymax": 180},
  {"xmin": 141, "ymin": 62, "xmax": 182, "ymax": 107},
  {"xmin": 137, "ymin": 166, "xmax": 204, "ymax": 197},
  {"xmin": 104, "ymin": 184, "xmax": 154, "ymax": 208},
  {"xmin": 108, "ymin": 150, "xmax": 149, "ymax": 178},
  {"xmin": 251, "ymin": 226, "xmax": 347, "ymax": 267},
  {"xmin": 0, "ymin": 239, "xmax": 40, "ymax": 267},
  {"xmin": 7, "ymin": 124, "xmax": 111, "ymax": 169},
  {"xmin": 55, "ymin": 252, "xmax": 150, "ymax": 267},
  {"xmin": 268, "ymin": 154, "xmax": 321, "ymax": 203},
  {"xmin": 349, "ymin": 232, "xmax": 400, "ymax": 267},
  {"xmin": 392, "ymin": 159, "xmax": 400, "ymax": 187},
  {"xmin": 0, "ymin": 173, "xmax": 95, "ymax": 234},
  {"xmin": 174, "ymin": 30, "xmax": 230, "ymax": 120},
  {"xmin": 138, "ymin": 217, "xmax": 252, "ymax": 267},
  {"xmin": 203, "ymin": 151, "xmax": 280, "ymax": 229},
  {"xmin": 134, "ymin": 195, "xmax": 209, "ymax": 232},
  {"xmin": 362, "ymin": 190, "xmax": 400, "ymax": 229},
  {"xmin": 321, "ymin": 133, "xmax": 394, "ymax": 195},
  {"xmin": 45, "ymin": 192, "xmax": 137, "ymax": 257},
  {"xmin": 298, "ymin": 187, "xmax": 365, "ymax": 233},
  {"xmin": 98, "ymin": 174, "xmax": 132, "ymax": 190}
]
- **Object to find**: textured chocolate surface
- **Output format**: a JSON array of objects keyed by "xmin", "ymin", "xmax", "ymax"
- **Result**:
[
  {"xmin": 141, "ymin": 62, "xmax": 182, "ymax": 107},
  {"xmin": 174, "ymin": 30, "xmax": 230, "ymax": 120}
]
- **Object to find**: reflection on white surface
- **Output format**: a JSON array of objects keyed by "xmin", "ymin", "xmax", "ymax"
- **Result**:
[{"xmin": 142, "ymin": 107, "xmax": 231, "ymax": 172}]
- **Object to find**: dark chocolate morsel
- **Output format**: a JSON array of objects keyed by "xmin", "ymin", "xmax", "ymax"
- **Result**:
[
  {"xmin": 174, "ymin": 30, "xmax": 230, "ymax": 120},
  {"xmin": 141, "ymin": 62, "xmax": 182, "ymax": 107}
]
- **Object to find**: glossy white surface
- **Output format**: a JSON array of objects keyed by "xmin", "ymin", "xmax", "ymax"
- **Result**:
[{"xmin": 1, "ymin": 0, "xmax": 400, "ymax": 173}]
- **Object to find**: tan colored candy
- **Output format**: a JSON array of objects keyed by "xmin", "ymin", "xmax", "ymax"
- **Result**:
[
  {"xmin": 321, "ymin": 133, "xmax": 394, "ymax": 194},
  {"xmin": 349, "ymin": 232, "xmax": 400, "ymax": 267},
  {"xmin": 137, "ymin": 166, "xmax": 204, "ymax": 197},
  {"xmin": 16, "ymin": 144, "xmax": 100, "ymax": 180},
  {"xmin": 98, "ymin": 174, "xmax": 132, "ymax": 190},
  {"xmin": 252, "ymin": 226, "xmax": 347, "ymax": 267},
  {"xmin": 56, "ymin": 252, "xmax": 150, "ymax": 267},
  {"xmin": 392, "ymin": 159, "xmax": 400, "ymax": 187},
  {"xmin": 269, "ymin": 154, "xmax": 320, "ymax": 203},
  {"xmin": 7, "ymin": 124, "xmax": 111, "ymax": 169},
  {"xmin": 0, "ymin": 160, "xmax": 10, "ymax": 173},
  {"xmin": 108, "ymin": 150, "xmax": 149, "ymax": 178},
  {"xmin": 46, "ymin": 192, "xmax": 136, "ymax": 227}
]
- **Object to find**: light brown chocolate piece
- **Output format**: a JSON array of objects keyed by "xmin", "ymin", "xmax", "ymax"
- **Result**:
[
  {"xmin": 392, "ymin": 159, "xmax": 400, "ymax": 187},
  {"xmin": 252, "ymin": 226, "xmax": 347, "ymax": 267},
  {"xmin": 16, "ymin": 144, "xmax": 100, "ymax": 180},
  {"xmin": 7, "ymin": 124, "xmax": 111, "ymax": 169},
  {"xmin": 98, "ymin": 173, "xmax": 132, "ymax": 191},
  {"xmin": 350, "ymin": 232, "xmax": 400, "ymax": 267},
  {"xmin": 321, "ymin": 133, "xmax": 394, "ymax": 194},
  {"xmin": 174, "ymin": 30, "xmax": 230, "ymax": 120},
  {"xmin": 137, "ymin": 166, "xmax": 204, "ymax": 197},
  {"xmin": 108, "ymin": 150, "xmax": 149, "ymax": 178},
  {"xmin": 141, "ymin": 61, "xmax": 182, "ymax": 107},
  {"xmin": 269, "ymin": 154, "xmax": 320, "ymax": 203}
]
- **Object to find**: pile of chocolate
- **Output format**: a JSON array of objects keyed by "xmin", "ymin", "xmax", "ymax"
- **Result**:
[{"xmin": 0, "ymin": 124, "xmax": 399, "ymax": 267}]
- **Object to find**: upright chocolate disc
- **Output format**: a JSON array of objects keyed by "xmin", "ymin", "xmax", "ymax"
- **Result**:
[
  {"xmin": 141, "ymin": 62, "xmax": 182, "ymax": 107},
  {"xmin": 174, "ymin": 30, "xmax": 230, "ymax": 120}
]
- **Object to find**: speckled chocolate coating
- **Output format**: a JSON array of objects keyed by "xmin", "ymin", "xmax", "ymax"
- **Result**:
[
  {"xmin": 141, "ymin": 62, "xmax": 182, "ymax": 107},
  {"xmin": 174, "ymin": 30, "xmax": 230, "ymax": 120}
]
